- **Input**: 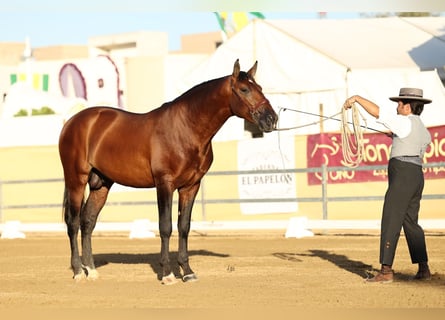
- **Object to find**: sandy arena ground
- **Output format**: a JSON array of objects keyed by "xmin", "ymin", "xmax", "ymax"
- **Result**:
[{"xmin": 0, "ymin": 230, "xmax": 444, "ymax": 317}]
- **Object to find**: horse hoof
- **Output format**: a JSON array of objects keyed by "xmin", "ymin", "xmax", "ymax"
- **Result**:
[
  {"xmin": 73, "ymin": 270, "xmax": 86, "ymax": 282},
  {"xmin": 161, "ymin": 272, "xmax": 178, "ymax": 285},
  {"xmin": 86, "ymin": 268, "xmax": 99, "ymax": 280},
  {"xmin": 183, "ymin": 273, "xmax": 198, "ymax": 283}
]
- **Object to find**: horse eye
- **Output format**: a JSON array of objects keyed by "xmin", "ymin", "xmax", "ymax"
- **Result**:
[{"xmin": 240, "ymin": 87, "xmax": 250, "ymax": 94}]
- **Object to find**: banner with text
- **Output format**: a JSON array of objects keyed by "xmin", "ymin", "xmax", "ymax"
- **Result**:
[
  {"xmin": 238, "ymin": 136, "xmax": 297, "ymax": 214},
  {"xmin": 307, "ymin": 124, "xmax": 445, "ymax": 185}
]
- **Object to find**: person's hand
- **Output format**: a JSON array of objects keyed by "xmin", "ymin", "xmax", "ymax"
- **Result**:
[{"xmin": 343, "ymin": 96, "xmax": 357, "ymax": 110}]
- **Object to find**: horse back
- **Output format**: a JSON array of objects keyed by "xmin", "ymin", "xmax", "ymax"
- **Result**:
[{"xmin": 59, "ymin": 107, "xmax": 158, "ymax": 187}]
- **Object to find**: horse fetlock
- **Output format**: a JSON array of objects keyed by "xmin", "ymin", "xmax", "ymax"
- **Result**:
[
  {"xmin": 84, "ymin": 266, "xmax": 99, "ymax": 280},
  {"xmin": 179, "ymin": 262, "xmax": 194, "ymax": 277},
  {"xmin": 182, "ymin": 273, "xmax": 198, "ymax": 283},
  {"xmin": 73, "ymin": 269, "xmax": 86, "ymax": 282}
]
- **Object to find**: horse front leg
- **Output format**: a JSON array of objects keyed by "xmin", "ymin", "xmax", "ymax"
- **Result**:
[
  {"xmin": 156, "ymin": 183, "xmax": 176, "ymax": 285},
  {"xmin": 177, "ymin": 183, "xmax": 200, "ymax": 282}
]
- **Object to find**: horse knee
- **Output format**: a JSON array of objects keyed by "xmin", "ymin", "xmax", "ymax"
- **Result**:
[{"xmin": 159, "ymin": 225, "xmax": 172, "ymax": 238}]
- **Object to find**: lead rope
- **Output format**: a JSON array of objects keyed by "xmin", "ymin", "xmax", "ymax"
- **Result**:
[
  {"xmin": 275, "ymin": 105, "xmax": 368, "ymax": 167},
  {"xmin": 340, "ymin": 103, "xmax": 367, "ymax": 168}
]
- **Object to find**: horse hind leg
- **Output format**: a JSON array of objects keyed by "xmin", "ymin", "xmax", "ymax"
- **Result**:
[
  {"xmin": 63, "ymin": 183, "xmax": 87, "ymax": 281},
  {"xmin": 80, "ymin": 170, "xmax": 113, "ymax": 280}
]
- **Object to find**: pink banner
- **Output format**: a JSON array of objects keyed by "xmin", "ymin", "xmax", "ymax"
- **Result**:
[{"xmin": 307, "ymin": 125, "xmax": 445, "ymax": 185}]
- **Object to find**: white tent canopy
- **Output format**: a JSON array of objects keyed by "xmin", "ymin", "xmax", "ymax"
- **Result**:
[
  {"xmin": 182, "ymin": 20, "xmax": 348, "ymax": 93},
  {"xmin": 268, "ymin": 17, "xmax": 445, "ymax": 71},
  {"xmin": 182, "ymin": 17, "xmax": 445, "ymax": 140},
  {"xmin": 348, "ymin": 69, "xmax": 445, "ymax": 132}
]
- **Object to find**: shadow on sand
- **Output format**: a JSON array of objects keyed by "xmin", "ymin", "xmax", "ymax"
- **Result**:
[
  {"xmin": 273, "ymin": 249, "xmax": 445, "ymax": 285},
  {"xmin": 94, "ymin": 249, "xmax": 229, "ymax": 280}
]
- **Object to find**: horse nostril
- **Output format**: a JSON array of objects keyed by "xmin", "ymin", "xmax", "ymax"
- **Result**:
[
  {"xmin": 259, "ymin": 113, "xmax": 277, "ymax": 132},
  {"xmin": 267, "ymin": 114, "xmax": 277, "ymax": 127},
  {"xmin": 257, "ymin": 111, "xmax": 278, "ymax": 132}
]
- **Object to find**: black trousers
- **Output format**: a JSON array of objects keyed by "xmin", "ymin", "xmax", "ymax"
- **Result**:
[{"xmin": 379, "ymin": 158, "xmax": 428, "ymax": 266}]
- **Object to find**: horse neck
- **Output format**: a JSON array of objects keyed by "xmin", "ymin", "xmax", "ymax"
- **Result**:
[{"xmin": 177, "ymin": 77, "xmax": 233, "ymax": 141}]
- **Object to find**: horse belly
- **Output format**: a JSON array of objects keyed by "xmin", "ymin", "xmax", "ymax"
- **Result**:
[
  {"xmin": 92, "ymin": 152, "xmax": 155, "ymax": 188},
  {"xmin": 113, "ymin": 172, "xmax": 155, "ymax": 188},
  {"xmin": 89, "ymin": 140, "xmax": 156, "ymax": 188}
]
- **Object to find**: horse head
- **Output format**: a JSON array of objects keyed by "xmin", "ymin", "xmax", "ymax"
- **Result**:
[{"xmin": 229, "ymin": 59, "xmax": 278, "ymax": 132}]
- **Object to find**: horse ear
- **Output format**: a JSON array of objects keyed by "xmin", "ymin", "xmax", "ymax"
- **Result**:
[
  {"xmin": 232, "ymin": 59, "xmax": 240, "ymax": 78},
  {"xmin": 247, "ymin": 61, "xmax": 258, "ymax": 78}
]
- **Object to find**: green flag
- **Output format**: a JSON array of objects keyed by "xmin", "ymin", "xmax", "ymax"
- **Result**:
[
  {"xmin": 249, "ymin": 12, "xmax": 265, "ymax": 19},
  {"xmin": 214, "ymin": 12, "xmax": 227, "ymax": 33}
]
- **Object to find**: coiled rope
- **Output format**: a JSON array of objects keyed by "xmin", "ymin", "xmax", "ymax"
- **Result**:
[{"xmin": 340, "ymin": 103, "xmax": 367, "ymax": 167}]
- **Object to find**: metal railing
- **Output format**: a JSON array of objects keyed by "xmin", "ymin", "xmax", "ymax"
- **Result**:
[{"xmin": 1, "ymin": 162, "xmax": 445, "ymax": 223}]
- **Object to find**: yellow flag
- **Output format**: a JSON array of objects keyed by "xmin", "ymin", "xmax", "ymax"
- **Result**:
[{"xmin": 233, "ymin": 12, "xmax": 249, "ymax": 31}]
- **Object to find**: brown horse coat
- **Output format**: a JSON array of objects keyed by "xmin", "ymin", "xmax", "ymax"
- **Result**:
[{"xmin": 59, "ymin": 59, "xmax": 278, "ymax": 284}]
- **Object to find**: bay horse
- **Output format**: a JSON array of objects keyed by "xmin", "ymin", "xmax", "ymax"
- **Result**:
[{"xmin": 58, "ymin": 59, "xmax": 278, "ymax": 284}]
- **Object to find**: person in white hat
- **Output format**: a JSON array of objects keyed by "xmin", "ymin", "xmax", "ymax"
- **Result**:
[{"xmin": 343, "ymin": 88, "xmax": 432, "ymax": 283}]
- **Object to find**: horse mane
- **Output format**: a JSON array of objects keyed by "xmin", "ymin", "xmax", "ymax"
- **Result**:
[
  {"xmin": 173, "ymin": 75, "xmax": 229, "ymax": 103},
  {"xmin": 152, "ymin": 70, "xmax": 251, "ymax": 116},
  {"xmin": 157, "ymin": 69, "xmax": 252, "ymax": 112}
]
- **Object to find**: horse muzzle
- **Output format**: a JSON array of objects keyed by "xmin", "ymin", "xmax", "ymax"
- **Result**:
[{"xmin": 256, "ymin": 108, "xmax": 278, "ymax": 133}]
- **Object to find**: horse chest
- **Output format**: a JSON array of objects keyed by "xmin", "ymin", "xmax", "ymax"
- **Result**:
[{"xmin": 173, "ymin": 147, "xmax": 213, "ymax": 185}]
